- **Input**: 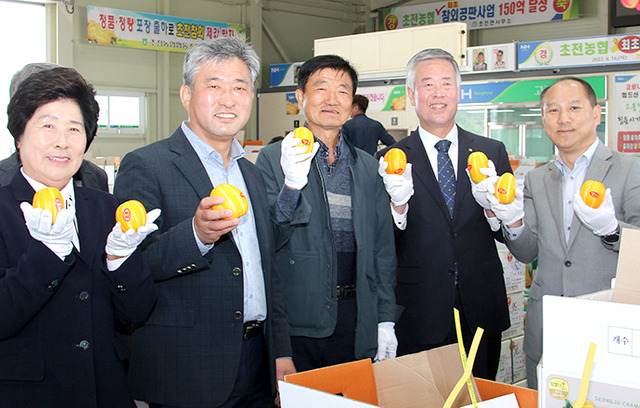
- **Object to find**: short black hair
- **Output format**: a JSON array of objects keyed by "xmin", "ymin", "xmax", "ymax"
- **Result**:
[
  {"xmin": 296, "ymin": 55, "xmax": 358, "ymax": 96},
  {"xmin": 540, "ymin": 76, "xmax": 597, "ymax": 108},
  {"xmin": 7, "ymin": 67, "xmax": 99, "ymax": 151},
  {"xmin": 353, "ymin": 95, "xmax": 369, "ymax": 113}
]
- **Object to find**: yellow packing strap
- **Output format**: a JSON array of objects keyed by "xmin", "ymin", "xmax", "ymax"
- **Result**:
[
  {"xmin": 573, "ymin": 343, "xmax": 597, "ymax": 408},
  {"xmin": 443, "ymin": 313, "xmax": 484, "ymax": 408},
  {"xmin": 453, "ymin": 308, "xmax": 479, "ymax": 408}
]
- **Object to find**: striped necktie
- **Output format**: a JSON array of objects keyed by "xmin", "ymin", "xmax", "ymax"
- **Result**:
[{"xmin": 435, "ymin": 139, "xmax": 456, "ymax": 218}]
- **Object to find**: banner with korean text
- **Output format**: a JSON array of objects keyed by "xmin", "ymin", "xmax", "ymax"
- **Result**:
[
  {"xmin": 87, "ymin": 6, "xmax": 246, "ymax": 52},
  {"xmin": 356, "ymin": 86, "xmax": 407, "ymax": 112},
  {"xmin": 458, "ymin": 76, "xmax": 605, "ymax": 105},
  {"xmin": 378, "ymin": 0, "xmax": 578, "ymax": 31},
  {"xmin": 614, "ymin": 75, "xmax": 640, "ymax": 154},
  {"xmin": 518, "ymin": 34, "xmax": 640, "ymax": 70}
]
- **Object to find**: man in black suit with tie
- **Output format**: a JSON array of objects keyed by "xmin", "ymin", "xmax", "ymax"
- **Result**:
[
  {"xmin": 0, "ymin": 63, "xmax": 108, "ymax": 192},
  {"xmin": 376, "ymin": 48, "xmax": 511, "ymax": 380},
  {"xmin": 114, "ymin": 37, "xmax": 294, "ymax": 407}
]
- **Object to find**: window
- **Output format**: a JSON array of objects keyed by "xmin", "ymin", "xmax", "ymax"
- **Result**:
[
  {"xmin": 0, "ymin": 1, "xmax": 46, "ymax": 158},
  {"xmin": 95, "ymin": 91, "xmax": 146, "ymax": 134}
]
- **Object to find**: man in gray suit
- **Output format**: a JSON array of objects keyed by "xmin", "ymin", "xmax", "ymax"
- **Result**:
[
  {"xmin": 1, "ymin": 62, "xmax": 108, "ymax": 191},
  {"xmin": 114, "ymin": 37, "xmax": 294, "ymax": 408},
  {"xmin": 486, "ymin": 77, "xmax": 640, "ymax": 389}
]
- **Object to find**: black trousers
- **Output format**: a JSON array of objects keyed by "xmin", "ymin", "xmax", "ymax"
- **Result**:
[
  {"xmin": 397, "ymin": 287, "xmax": 501, "ymax": 381},
  {"xmin": 290, "ymin": 297, "xmax": 357, "ymax": 372},
  {"xmin": 148, "ymin": 332, "xmax": 273, "ymax": 408}
]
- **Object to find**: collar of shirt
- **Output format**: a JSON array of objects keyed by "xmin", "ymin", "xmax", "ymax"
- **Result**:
[
  {"xmin": 554, "ymin": 137, "xmax": 600, "ymax": 176},
  {"xmin": 181, "ymin": 121, "xmax": 245, "ymax": 168},
  {"xmin": 21, "ymin": 169, "xmax": 75, "ymax": 211},
  {"xmin": 417, "ymin": 125, "xmax": 460, "ymax": 177},
  {"xmin": 316, "ymin": 133, "xmax": 345, "ymax": 173}
]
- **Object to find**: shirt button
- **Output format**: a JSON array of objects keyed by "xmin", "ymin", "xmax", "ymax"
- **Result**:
[
  {"xmin": 564, "ymin": 260, "xmax": 572, "ymax": 267},
  {"xmin": 78, "ymin": 291, "xmax": 89, "ymax": 301},
  {"xmin": 116, "ymin": 285, "xmax": 127, "ymax": 293},
  {"xmin": 234, "ymin": 311, "xmax": 242, "ymax": 320},
  {"xmin": 232, "ymin": 267, "xmax": 241, "ymax": 276},
  {"xmin": 77, "ymin": 340, "xmax": 90, "ymax": 350},
  {"xmin": 289, "ymin": 260, "xmax": 295, "ymax": 265}
]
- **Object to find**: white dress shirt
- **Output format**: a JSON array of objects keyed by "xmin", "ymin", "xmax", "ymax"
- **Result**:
[{"xmin": 391, "ymin": 126, "xmax": 459, "ymax": 230}]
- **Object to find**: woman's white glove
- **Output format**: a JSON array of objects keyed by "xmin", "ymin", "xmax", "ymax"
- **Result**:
[
  {"xmin": 375, "ymin": 322, "xmax": 398, "ymax": 362},
  {"xmin": 573, "ymin": 188, "xmax": 618, "ymax": 236},
  {"xmin": 105, "ymin": 208, "xmax": 161, "ymax": 258},
  {"xmin": 378, "ymin": 158, "xmax": 414, "ymax": 206},
  {"xmin": 280, "ymin": 132, "xmax": 320, "ymax": 190},
  {"xmin": 20, "ymin": 202, "xmax": 75, "ymax": 260},
  {"xmin": 466, "ymin": 159, "xmax": 499, "ymax": 210}
]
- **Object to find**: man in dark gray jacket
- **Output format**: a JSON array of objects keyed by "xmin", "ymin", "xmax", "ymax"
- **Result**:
[{"xmin": 256, "ymin": 55, "xmax": 400, "ymax": 371}]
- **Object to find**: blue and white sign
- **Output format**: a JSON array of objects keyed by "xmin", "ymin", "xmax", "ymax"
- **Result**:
[{"xmin": 270, "ymin": 62, "xmax": 304, "ymax": 87}]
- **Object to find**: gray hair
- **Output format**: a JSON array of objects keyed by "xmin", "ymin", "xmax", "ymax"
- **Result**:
[
  {"xmin": 406, "ymin": 48, "xmax": 461, "ymax": 91},
  {"xmin": 183, "ymin": 37, "xmax": 260, "ymax": 88},
  {"xmin": 10, "ymin": 62, "xmax": 60, "ymax": 98}
]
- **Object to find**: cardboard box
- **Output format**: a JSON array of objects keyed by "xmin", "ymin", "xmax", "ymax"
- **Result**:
[
  {"xmin": 282, "ymin": 344, "xmax": 538, "ymax": 408},
  {"xmin": 502, "ymin": 291, "xmax": 525, "ymax": 340},
  {"xmin": 475, "ymin": 378, "xmax": 536, "ymax": 408},
  {"xmin": 538, "ymin": 228, "xmax": 640, "ymax": 407}
]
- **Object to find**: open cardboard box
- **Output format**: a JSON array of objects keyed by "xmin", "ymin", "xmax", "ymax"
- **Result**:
[
  {"xmin": 281, "ymin": 343, "xmax": 537, "ymax": 408},
  {"xmin": 538, "ymin": 228, "xmax": 640, "ymax": 408}
]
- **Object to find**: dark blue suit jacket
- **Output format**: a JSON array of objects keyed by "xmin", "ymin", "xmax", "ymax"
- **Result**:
[
  {"xmin": 377, "ymin": 127, "xmax": 511, "ymax": 346},
  {"xmin": 0, "ymin": 172, "xmax": 156, "ymax": 408},
  {"xmin": 114, "ymin": 127, "xmax": 291, "ymax": 408},
  {"xmin": 342, "ymin": 113, "xmax": 396, "ymax": 155}
]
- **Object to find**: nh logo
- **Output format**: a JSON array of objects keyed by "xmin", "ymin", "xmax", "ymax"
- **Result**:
[{"xmin": 460, "ymin": 88, "xmax": 473, "ymax": 101}]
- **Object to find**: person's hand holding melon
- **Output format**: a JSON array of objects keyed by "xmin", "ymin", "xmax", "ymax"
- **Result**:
[
  {"xmin": 280, "ymin": 128, "xmax": 319, "ymax": 190},
  {"xmin": 105, "ymin": 201, "xmax": 161, "ymax": 259},
  {"xmin": 573, "ymin": 181, "xmax": 618, "ymax": 236},
  {"xmin": 465, "ymin": 153, "xmax": 499, "ymax": 211},
  {"xmin": 486, "ymin": 174, "xmax": 524, "ymax": 228},
  {"xmin": 20, "ymin": 187, "xmax": 75, "ymax": 260},
  {"xmin": 377, "ymin": 149, "xmax": 414, "ymax": 210}
]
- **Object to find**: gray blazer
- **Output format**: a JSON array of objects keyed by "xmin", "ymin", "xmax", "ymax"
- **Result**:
[
  {"xmin": 504, "ymin": 142, "xmax": 640, "ymax": 387},
  {"xmin": 113, "ymin": 127, "xmax": 291, "ymax": 408}
]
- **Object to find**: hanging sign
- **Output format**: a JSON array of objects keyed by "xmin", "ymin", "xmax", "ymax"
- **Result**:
[{"xmin": 87, "ymin": 6, "xmax": 246, "ymax": 52}]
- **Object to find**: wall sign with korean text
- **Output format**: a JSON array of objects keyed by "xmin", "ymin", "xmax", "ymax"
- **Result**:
[
  {"xmin": 87, "ymin": 6, "xmax": 246, "ymax": 52},
  {"xmin": 518, "ymin": 34, "xmax": 640, "ymax": 70},
  {"xmin": 378, "ymin": 0, "xmax": 578, "ymax": 31},
  {"xmin": 615, "ymin": 75, "xmax": 640, "ymax": 154}
]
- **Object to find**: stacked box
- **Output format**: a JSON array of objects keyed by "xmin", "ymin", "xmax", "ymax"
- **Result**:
[
  {"xmin": 502, "ymin": 291, "xmax": 525, "ymax": 340},
  {"xmin": 497, "ymin": 247, "xmax": 526, "ymax": 294},
  {"xmin": 495, "ymin": 336, "xmax": 526, "ymax": 384}
]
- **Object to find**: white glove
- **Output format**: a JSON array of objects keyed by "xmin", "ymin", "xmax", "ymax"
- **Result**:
[
  {"xmin": 375, "ymin": 322, "xmax": 398, "ymax": 362},
  {"xmin": 20, "ymin": 202, "xmax": 75, "ymax": 260},
  {"xmin": 573, "ymin": 188, "xmax": 618, "ymax": 236},
  {"xmin": 378, "ymin": 157, "xmax": 414, "ymax": 206},
  {"xmin": 466, "ymin": 159, "xmax": 499, "ymax": 210},
  {"xmin": 487, "ymin": 185, "xmax": 525, "ymax": 226},
  {"xmin": 106, "ymin": 208, "xmax": 161, "ymax": 257},
  {"xmin": 280, "ymin": 132, "xmax": 320, "ymax": 190}
]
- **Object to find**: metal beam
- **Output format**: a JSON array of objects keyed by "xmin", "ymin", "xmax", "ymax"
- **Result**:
[{"xmin": 261, "ymin": 15, "xmax": 291, "ymax": 62}]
